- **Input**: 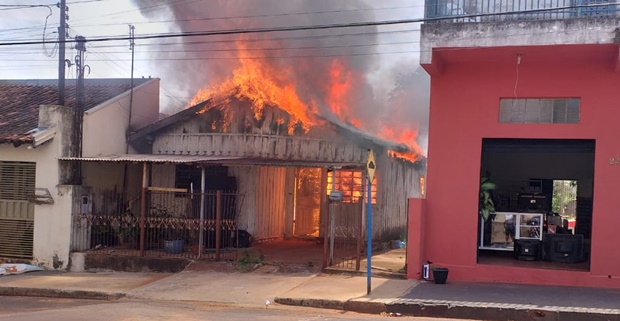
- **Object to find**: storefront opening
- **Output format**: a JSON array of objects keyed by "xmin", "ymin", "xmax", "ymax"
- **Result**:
[{"xmin": 477, "ymin": 139, "xmax": 594, "ymax": 272}]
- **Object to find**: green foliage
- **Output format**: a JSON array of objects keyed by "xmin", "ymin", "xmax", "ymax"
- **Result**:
[
  {"xmin": 479, "ymin": 177, "xmax": 496, "ymax": 222},
  {"xmin": 552, "ymin": 180, "xmax": 577, "ymax": 218},
  {"xmin": 236, "ymin": 250, "xmax": 264, "ymax": 272}
]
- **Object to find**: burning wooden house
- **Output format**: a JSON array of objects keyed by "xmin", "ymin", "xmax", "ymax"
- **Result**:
[{"xmin": 125, "ymin": 91, "xmax": 426, "ymax": 243}]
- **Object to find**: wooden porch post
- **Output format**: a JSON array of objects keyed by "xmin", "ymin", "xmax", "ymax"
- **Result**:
[
  {"xmin": 215, "ymin": 190, "xmax": 222, "ymax": 261},
  {"xmin": 139, "ymin": 161, "xmax": 148, "ymax": 257},
  {"xmin": 199, "ymin": 167, "xmax": 205, "ymax": 258}
]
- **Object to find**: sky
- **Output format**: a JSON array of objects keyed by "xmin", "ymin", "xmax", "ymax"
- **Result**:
[{"xmin": 0, "ymin": 0, "xmax": 430, "ymax": 153}]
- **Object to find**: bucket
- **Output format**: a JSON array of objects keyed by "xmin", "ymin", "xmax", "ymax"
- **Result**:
[
  {"xmin": 432, "ymin": 268, "xmax": 449, "ymax": 284},
  {"xmin": 164, "ymin": 240, "xmax": 185, "ymax": 254}
]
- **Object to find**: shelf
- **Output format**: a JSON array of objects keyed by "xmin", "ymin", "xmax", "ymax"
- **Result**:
[
  {"xmin": 479, "ymin": 246, "xmax": 514, "ymax": 251},
  {"xmin": 480, "ymin": 212, "xmax": 543, "ymax": 249}
]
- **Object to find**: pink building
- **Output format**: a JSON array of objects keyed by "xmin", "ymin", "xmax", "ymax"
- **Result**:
[{"xmin": 408, "ymin": 4, "xmax": 620, "ymax": 288}]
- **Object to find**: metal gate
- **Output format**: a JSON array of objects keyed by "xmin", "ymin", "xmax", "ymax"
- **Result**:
[
  {"xmin": 324, "ymin": 172, "xmax": 365, "ymax": 270},
  {"xmin": 0, "ymin": 161, "xmax": 36, "ymax": 259}
]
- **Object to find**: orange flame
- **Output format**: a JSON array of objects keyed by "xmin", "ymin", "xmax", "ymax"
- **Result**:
[
  {"xmin": 190, "ymin": 41, "xmax": 422, "ymax": 162},
  {"xmin": 379, "ymin": 127, "xmax": 423, "ymax": 162},
  {"xmin": 327, "ymin": 170, "xmax": 377, "ymax": 203},
  {"xmin": 190, "ymin": 42, "xmax": 318, "ymax": 134},
  {"xmin": 326, "ymin": 60, "xmax": 362, "ymax": 127}
]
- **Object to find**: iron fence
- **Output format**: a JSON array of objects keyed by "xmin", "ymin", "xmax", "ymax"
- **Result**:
[
  {"xmin": 71, "ymin": 190, "xmax": 244, "ymax": 260},
  {"xmin": 425, "ymin": 0, "xmax": 619, "ymax": 22}
]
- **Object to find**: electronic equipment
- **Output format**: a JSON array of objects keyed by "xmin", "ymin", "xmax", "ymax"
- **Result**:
[
  {"xmin": 542, "ymin": 234, "xmax": 584, "ymax": 263},
  {"xmin": 514, "ymin": 239, "xmax": 541, "ymax": 261},
  {"xmin": 519, "ymin": 194, "xmax": 547, "ymax": 212}
]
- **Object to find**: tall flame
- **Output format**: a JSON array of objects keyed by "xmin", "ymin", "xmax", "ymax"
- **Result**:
[
  {"xmin": 190, "ymin": 42, "xmax": 319, "ymax": 134},
  {"xmin": 190, "ymin": 40, "xmax": 422, "ymax": 162},
  {"xmin": 326, "ymin": 60, "xmax": 362, "ymax": 128}
]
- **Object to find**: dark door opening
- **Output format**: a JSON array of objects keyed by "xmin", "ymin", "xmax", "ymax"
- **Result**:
[{"xmin": 477, "ymin": 138, "xmax": 594, "ymax": 272}]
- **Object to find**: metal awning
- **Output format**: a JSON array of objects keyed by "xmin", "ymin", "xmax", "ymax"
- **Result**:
[{"xmin": 58, "ymin": 154, "xmax": 364, "ymax": 169}]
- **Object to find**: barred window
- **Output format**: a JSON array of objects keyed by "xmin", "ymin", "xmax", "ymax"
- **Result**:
[
  {"xmin": 0, "ymin": 161, "xmax": 36, "ymax": 201},
  {"xmin": 499, "ymin": 98, "xmax": 580, "ymax": 124},
  {"xmin": 327, "ymin": 170, "xmax": 377, "ymax": 204}
]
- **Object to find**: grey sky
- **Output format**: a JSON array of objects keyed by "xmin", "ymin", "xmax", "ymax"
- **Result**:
[{"xmin": 0, "ymin": 0, "xmax": 429, "ymax": 153}]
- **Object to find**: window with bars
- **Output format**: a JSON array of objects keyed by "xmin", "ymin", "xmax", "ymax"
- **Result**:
[
  {"xmin": 0, "ymin": 161, "xmax": 36, "ymax": 201},
  {"xmin": 499, "ymin": 98, "xmax": 580, "ymax": 124},
  {"xmin": 326, "ymin": 170, "xmax": 377, "ymax": 204}
]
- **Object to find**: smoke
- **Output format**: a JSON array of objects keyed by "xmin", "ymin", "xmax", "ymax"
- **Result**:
[
  {"xmin": 132, "ymin": 0, "xmax": 429, "ymax": 155},
  {"xmin": 133, "ymin": 0, "xmax": 379, "ymax": 101}
]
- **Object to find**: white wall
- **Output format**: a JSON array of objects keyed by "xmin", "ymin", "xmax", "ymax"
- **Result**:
[
  {"xmin": 82, "ymin": 79, "xmax": 160, "ymax": 157},
  {"xmin": 0, "ymin": 105, "xmax": 74, "ymax": 269},
  {"xmin": 0, "ymin": 78, "xmax": 160, "ymax": 269}
]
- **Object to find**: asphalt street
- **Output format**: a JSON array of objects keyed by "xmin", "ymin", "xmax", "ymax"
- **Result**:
[{"xmin": 0, "ymin": 297, "xmax": 474, "ymax": 321}]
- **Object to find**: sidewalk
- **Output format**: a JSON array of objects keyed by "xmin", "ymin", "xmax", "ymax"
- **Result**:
[{"xmin": 1, "ymin": 267, "xmax": 620, "ymax": 321}]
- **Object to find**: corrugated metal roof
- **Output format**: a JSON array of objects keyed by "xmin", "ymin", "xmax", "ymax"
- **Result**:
[{"xmin": 59, "ymin": 154, "xmax": 363, "ymax": 169}]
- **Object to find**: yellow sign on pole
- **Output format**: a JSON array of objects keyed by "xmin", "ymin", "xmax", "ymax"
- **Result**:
[{"xmin": 366, "ymin": 149, "xmax": 376, "ymax": 182}]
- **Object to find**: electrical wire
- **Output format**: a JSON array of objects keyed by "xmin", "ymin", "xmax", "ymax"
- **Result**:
[
  {"xmin": 1, "ymin": 2, "xmax": 615, "ymax": 47},
  {"xmin": 41, "ymin": 5, "xmax": 59, "ymax": 57},
  {"xmin": 68, "ymin": 4, "xmax": 424, "ymax": 29}
]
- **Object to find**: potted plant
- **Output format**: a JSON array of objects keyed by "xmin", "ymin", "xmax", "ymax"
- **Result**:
[
  {"xmin": 479, "ymin": 176, "xmax": 498, "ymax": 247},
  {"xmin": 479, "ymin": 176, "xmax": 497, "ymax": 222},
  {"xmin": 432, "ymin": 267, "xmax": 449, "ymax": 284},
  {"xmin": 149, "ymin": 205, "xmax": 185, "ymax": 254}
]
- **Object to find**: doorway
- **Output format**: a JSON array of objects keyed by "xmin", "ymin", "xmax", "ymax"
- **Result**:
[
  {"xmin": 293, "ymin": 168, "xmax": 321, "ymax": 237},
  {"xmin": 477, "ymin": 138, "xmax": 594, "ymax": 271}
]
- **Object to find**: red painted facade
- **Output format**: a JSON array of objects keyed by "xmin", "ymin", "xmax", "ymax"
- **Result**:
[{"xmin": 408, "ymin": 44, "xmax": 620, "ymax": 288}]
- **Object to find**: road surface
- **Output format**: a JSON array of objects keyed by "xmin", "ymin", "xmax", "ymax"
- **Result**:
[{"xmin": 0, "ymin": 296, "xmax": 475, "ymax": 321}]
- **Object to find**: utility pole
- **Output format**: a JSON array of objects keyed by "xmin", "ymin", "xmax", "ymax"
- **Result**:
[
  {"xmin": 71, "ymin": 35, "xmax": 87, "ymax": 185},
  {"xmin": 128, "ymin": 25, "xmax": 136, "ymax": 132},
  {"xmin": 122, "ymin": 25, "xmax": 136, "ymax": 211},
  {"xmin": 57, "ymin": 0, "xmax": 68, "ymax": 105}
]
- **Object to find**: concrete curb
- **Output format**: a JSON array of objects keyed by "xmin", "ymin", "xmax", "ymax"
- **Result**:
[
  {"xmin": 274, "ymin": 298, "xmax": 345, "ymax": 310},
  {"xmin": 274, "ymin": 297, "xmax": 388, "ymax": 315},
  {"xmin": 276, "ymin": 296, "xmax": 620, "ymax": 321},
  {"xmin": 322, "ymin": 268, "xmax": 407, "ymax": 280},
  {"xmin": 387, "ymin": 299, "xmax": 620, "ymax": 321},
  {"xmin": 0, "ymin": 287, "xmax": 125, "ymax": 301}
]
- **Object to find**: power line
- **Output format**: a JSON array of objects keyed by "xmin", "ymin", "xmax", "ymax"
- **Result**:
[
  {"xmin": 68, "ymin": 4, "xmax": 424, "ymax": 29},
  {"xmin": 0, "ymin": 4, "xmax": 53, "ymax": 11},
  {"xmin": 0, "ymin": 38, "xmax": 419, "ymax": 56},
  {"xmin": 0, "ymin": 2, "xmax": 615, "ymax": 47},
  {"xmin": 0, "ymin": 0, "xmax": 191, "ymax": 33}
]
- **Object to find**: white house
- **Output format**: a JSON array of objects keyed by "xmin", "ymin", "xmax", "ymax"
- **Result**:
[{"xmin": 0, "ymin": 78, "xmax": 159, "ymax": 269}]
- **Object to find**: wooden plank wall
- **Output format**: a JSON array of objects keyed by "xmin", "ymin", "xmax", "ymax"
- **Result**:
[
  {"xmin": 373, "ymin": 153, "xmax": 425, "ymax": 241},
  {"xmin": 153, "ymin": 133, "xmax": 366, "ymax": 164}
]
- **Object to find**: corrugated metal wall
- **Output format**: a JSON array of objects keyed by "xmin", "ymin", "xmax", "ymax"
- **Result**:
[{"xmin": 230, "ymin": 166, "xmax": 287, "ymax": 240}]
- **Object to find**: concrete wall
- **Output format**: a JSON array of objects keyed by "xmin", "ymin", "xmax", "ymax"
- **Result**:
[
  {"xmin": 420, "ymin": 18, "xmax": 620, "ymax": 67},
  {"xmin": 417, "ymin": 43, "xmax": 620, "ymax": 288}
]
